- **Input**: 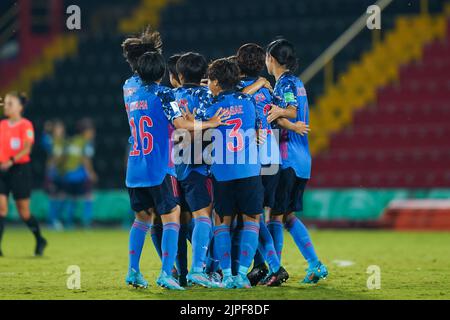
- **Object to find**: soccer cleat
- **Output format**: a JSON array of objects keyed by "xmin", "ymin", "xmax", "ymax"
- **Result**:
[
  {"xmin": 221, "ymin": 275, "xmax": 236, "ymax": 289},
  {"xmin": 208, "ymin": 272, "xmax": 223, "ymax": 288},
  {"xmin": 187, "ymin": 272, "xmax": 214, "ymax": 288},
  {"xmin": 247, "ymin": 263, "xmax": 269, "ymax": 287},
  {"xmin": 266, "ymin": 266, "xmax": 289, "ymax": 287},
  {"xmin": 157, "ymin": 271, "xmax": 185, "ymax": 290},
  {"xmin": 234, "ymin": 274, "xmax": 252, "ymax": 289},
  {"xmin": 302, "ymin": 261, "xmax": 328, "ymax": 284},
  {"xmin": 35, "ymin": 237, "xmax": 47, "ymax": 256},
  {"xmin": 125, "ymin": 270, "xmax": 149, "ymax": 289}
]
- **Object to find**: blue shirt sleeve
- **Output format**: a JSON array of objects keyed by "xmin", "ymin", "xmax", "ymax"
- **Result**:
[
  {"xmin": 279, "ymin": 79, "xmax": 299, "ymax": 109},
  {"xmin": 156, "ymin": 87, "xmax": 183, "ymax": 124}
]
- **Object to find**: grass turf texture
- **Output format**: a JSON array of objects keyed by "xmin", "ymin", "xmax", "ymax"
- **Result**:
[{"xmin": 0, "ymin": 229, "xmax": 449, "ymax": 300}]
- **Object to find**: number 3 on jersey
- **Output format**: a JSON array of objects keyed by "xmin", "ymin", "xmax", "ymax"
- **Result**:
[
  {"xmin": 129, "ymin": 116, "xmax": 153, "ymax": 156},
  {"xmin": 226, "ymin": 118, "xmax": 243, "ymax": 152}
]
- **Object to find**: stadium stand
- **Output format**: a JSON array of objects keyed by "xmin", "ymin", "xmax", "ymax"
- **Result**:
[
  {"xmin": 0, "ymin": 0, "xmax": 447, "ymax": 190},
  {"xmin": 311, "ymin": 14, "xmax": 450, "ymax": 188}
]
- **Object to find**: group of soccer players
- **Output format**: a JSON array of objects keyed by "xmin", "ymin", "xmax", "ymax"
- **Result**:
[{"xmin": 122, "ymin": 26, "xmax": 328, "ymax": 291}]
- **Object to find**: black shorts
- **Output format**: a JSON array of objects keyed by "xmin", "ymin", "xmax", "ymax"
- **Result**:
[
  {"xmin": 179, "ymin": 171, "xmax": 213, "ymax": 213},
  {"xmin": 128, "ymin": 174, "xmax": 180, "ymax": 215},
  {"xmin": 272, "ymin": 168, "xmax": 308, "ymax": 215},
  {"xmin": 261, "ymin": 167, "xmax": 281, "ymax": 209},
  {"xmin": 0, "ymin": 163, "xmax": 33, "ymax": 200},
  {"xmin": 213, "ymin": 175, "xmax": 264, "ymax": 217}
]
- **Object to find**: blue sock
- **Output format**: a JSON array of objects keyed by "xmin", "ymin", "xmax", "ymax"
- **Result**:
[
  {"xmin": 268, "ymin": 220, "xmax": 284, "ymax": 262},
  {"xmin": 128, "ymin": 219, "xmax": 149, "ymax": 273},
  {"xmin": 150, "ymin": 223, "xmax": 163, "ymax": 260},
  {"xmin": 191, "ymin": 217, "xmax": 212, "ymax": 273},
  {"xmin": 258, "ymin": 220, "xmax": 280, "ymax": 273},
  {"xmin": 285, "ymin": 216, "xmax": 319, "ymax": 267},
  {"xmin": 213, "ymin": 225, "xmax": 231, "ymax": 276},
  {"xmin": 162, "ymin": 222, "xmax": 180, "ymax": 276},
  {"xmin": 238, "ymin": 221, "xmax": 260, "ymax": 276},
  {"xmin": 206, "ymin": 236, "xmax": 220, "ymax": 273},
  {"xmin": 231, "ymin": 227, "xmax": 242, "ymax": 276},
  {"xmin": 176, "ymin": 223, "xmax": 189, "ymax": 278},
  {"xmin": 82, "ymin": 199, "xmax": 93, "ymax": 227}
]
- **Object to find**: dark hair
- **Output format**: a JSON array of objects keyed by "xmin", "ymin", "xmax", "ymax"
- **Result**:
[
  {"xmin": 136, "ymin": 52, "xmax": 166, "ymax": 83},
  {"xmin": 122, "ymin": 26, "xmax": 163, "ymax": 72},
  {"xmin": 206, "ymin": 58, "xmax": 240, "ymax": 91},
  {"xmin": 167, "ymin": 54, "xmax": 182, "ymax": 83},
  {"xmin": 227, "ymin": 55, "xmax": 237, "ymax": 64},
  {"xmin": 176, "ymin": 52, "xmax": 207, "ymax": 84},
  {"xmin": 6, "ymin": 91, "xmax": 28, "ymax": 108},
  {"xmin": 266, "ymin": 39, "xmax": 298, "ymax": 72},
  {"xmin": 237, "ymin": 43, "xmax": 265, "ymax": 77}
]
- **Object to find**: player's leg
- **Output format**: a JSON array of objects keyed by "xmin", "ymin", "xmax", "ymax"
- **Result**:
[
  {"xmin": 155, "ymin": 175, "xmax": 184, "ymax": 290},
  {"xmin": 176, "ymin": 209, "xmax": 190, "ymax": 286},
  {"xmin": 0, "ymin": 195, "xmax": 8, "ymax": 257},
  {"xmin": 233, "ymin": 176, "xmax": 265, "ymax": 289},
  {"xmin": 270, "ymin": 168, "xmax": 297, "ymax": 263},
  {"xmin": 150, "ymin": 214, "xmax": 163, "ymax": 259},
  {"xmin": 212, "ymin": 177, "xmax": 235, "ymax": 288},
  {"xmin": 182, "ymin": 173, "xmax": 213, "ymax": 283},
  {"xmin": 185, "ymin": 173, "xmax": 214, "ymax": 287},
  {"xmin": 13, "ymin": 164, "xmax": 47, "ymax": 256},
  {"xmin": 284, "ymin": 178, "xmax": 328, "ymax": 284},
  {"xmin": 126, "ymin": 187, "xmax": 153, "ymax": 288},
  {"xmin": 15, "ymin": 199, "xmax": 47, "ymax": 256},
  {"xmin": 231, "ymin": 214, "xmax": 243, "ymax": 276},
  {"xmin": 248, "ymin": 171, "xmax": 281, "ymax": 285},
  {"xmin": 213, "ymin": 213, "xmax": 233, "ymax": 288}
]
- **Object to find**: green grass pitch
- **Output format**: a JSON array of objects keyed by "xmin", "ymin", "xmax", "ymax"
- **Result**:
[{"xmin": 0, "ymin": 229, "xmax": 449, "ymax": 300}]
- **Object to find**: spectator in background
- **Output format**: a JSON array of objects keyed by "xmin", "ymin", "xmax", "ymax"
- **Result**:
[
  {"xmin": 42, "ymin": 120, "xmax": 66, "ymax": 230},
  {"xmin": 62, "ymin": 118, "xmax": 97, "ymax": 228}
]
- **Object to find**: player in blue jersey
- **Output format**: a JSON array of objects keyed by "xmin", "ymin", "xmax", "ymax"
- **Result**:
[
  {"xmin": 168, "ymin": 53, "xmax": 182, "ymax": 89},
  {"xmin": 172, "ymin": 52, "xmax": 218, "ymax": 288},
  {"xmin": 236, "ymin": 43, "xmax": 290, "ymax": 286},
  {"xmin": 264, "ymin": 39, "xmax": 328, "ymax": 284},
  {"xmin": 198, "ymin": 58, "xmax": 264, "ymax": 289},
  {"xmin": 122, "ymin": 28, "xmax": 229, "ymax": 290}
]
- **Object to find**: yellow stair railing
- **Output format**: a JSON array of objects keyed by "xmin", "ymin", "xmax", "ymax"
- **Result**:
[
  {"xmin": 119, "ymin": 0, "xmax": 183, "ymax": 34},
  {"xmin": 307, "ymin": 4, "xmax": 449, "ymax": 156},
  {"xmin": 0, "ymin": 35, "xmax": 78, "ymax": 98}
]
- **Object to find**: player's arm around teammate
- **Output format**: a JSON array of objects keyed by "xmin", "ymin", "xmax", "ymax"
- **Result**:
[{"xmin": 0, "ymin": 92, "xmax": 47, "ymax": 257}]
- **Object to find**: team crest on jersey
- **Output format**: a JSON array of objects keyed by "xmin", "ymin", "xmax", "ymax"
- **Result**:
[
  {"xmin": 10, "ymin": 138, "xmax": 21, "ymax": 150},
  {"xmin": 27, "ymin": 129, "xmax": 34, "ymax": 139},
  {"xmin": 283, "ymin": 92, "xmax": 296, "ymax": 103}
]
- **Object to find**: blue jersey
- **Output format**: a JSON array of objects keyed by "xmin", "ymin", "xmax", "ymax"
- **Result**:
[
  {"xmin": 199, "ymin": 90, "xmax": 261, "ymax": 182},
  {"xmin": 173, "ymin": 84, "xmax": 210, "ymax": 180},
  {"xmin": 238, "ymin": 77, "xmax": 280, "ymax": 166},
  {"xmin": 273, "ymin": 72, "xmax": 311, "ymax": 179},
  {"xmin": 124, "ymin": 74, "xmax": 182, "ymax": 187}
]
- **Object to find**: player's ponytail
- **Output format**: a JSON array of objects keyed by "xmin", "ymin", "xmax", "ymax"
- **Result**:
[
  {"xmin": 122, "ymin": 26, "xmax": 163, "ymax": 72},
  {"xmin": 266, "ymin": 39, "xmax": 299, "ymax": 73}
]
